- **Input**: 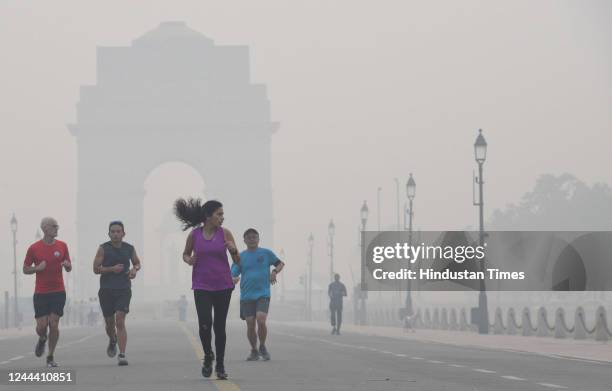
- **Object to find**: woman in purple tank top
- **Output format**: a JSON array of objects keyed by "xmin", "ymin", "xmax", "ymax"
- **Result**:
[{"xmin": 174, "ymin": 198, "xmax": 240, "ymax": 380}]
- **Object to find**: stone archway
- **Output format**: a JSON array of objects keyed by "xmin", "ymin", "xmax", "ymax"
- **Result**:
[{"xmin": 69, "ymin": 22, "xmax": 278, "ymax": 297}]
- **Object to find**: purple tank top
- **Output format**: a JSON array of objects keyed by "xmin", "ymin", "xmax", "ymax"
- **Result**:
[{"xmin": 191, "ymin": 227, "xmax": 234, "ymax": 291}]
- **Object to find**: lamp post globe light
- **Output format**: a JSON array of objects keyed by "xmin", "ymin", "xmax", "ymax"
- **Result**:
[
  {"xmin": 473, "ymin": 129, "xmax": 489, "ymax": 334},
  {"xmin": 474, "ymin": 128, "xmax": 487, "ymax": 163},
  {"xmin": 360, "ymin": 201, "xmax": 369, "ymax": 231},
  {"xmin": 328, "ymin": 219, "xmax": 335, "ymax": 282},
  {"xmin": 10, "ymin": 214, "xmax": 19, "ymax": 328},
  {"xmin": 406, "ymin": 174, "xmax": 416, "ymax": 200}
]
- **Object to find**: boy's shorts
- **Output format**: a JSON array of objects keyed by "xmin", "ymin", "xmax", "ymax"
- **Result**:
[{"xmin": 240, "ymin": 297, "xmax": 270, "ymax": 320}]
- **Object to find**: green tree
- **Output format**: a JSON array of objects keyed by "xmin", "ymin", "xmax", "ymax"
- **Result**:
[{"xmin": 488, "ymin": 173, "xmax": 612, "ymax": 230}]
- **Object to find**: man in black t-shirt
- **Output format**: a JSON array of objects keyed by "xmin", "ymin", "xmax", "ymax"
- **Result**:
[
  {"xmin": 93, "ymin": 221, "xmax": 142, "ymax": 366},
  {"xmin": 328, "ymin": 274, "xmax": 347, "ymax": 335}
]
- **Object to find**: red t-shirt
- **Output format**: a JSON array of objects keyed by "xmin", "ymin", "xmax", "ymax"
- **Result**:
[{"xmin": 23, "ymin": 240, "xmax": 71, "ymax": 294}]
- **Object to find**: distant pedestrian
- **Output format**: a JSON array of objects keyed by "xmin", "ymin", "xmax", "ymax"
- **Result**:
[
  {"xmin": 178, "ymin": 295, "xmax": 188, "ymax": 322},
  {"xmin": 328, "ymin": 274, "xmax": 347, "ymax": 335}
]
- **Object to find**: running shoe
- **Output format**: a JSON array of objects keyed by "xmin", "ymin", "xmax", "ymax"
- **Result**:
[
  {"xmin": 216, "ymin": 364, "xmax": 228, "ymax": 380},
  {"xmin": 35, "ymin": 336, "xmax": 47, "ymax": 357},
  {"xmin": 259, "ymin": 345, "xmax": 271, "ymax": 361},
  {"xmin": 107, "ymin": 338, "xmax": 117, "ymax": 357},
  {"xmin": 201, "ymin": 353, "xmax": 214, "ymax": 378},
  {"xmin": 246, "ymin": 349, "xmax": 259, "ymax": 361},
  {"xmin": 117, "ymin": 353, "xmax": 128, "ymax": 366},
  {"xmin": 46, "ymin": 355, "xmax": 58, "ymax": 368}
]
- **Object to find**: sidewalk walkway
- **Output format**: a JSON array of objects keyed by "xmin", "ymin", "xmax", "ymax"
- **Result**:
[{"xmin": 275, "ymin": 320, "xmax": 612, "ymax": 363}]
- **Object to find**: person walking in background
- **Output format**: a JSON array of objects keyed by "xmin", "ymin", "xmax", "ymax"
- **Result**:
[
  {"xmin": 175, "ymin": 198, "xmax": 240, "ymax": 380},
  {"xmin": 178, "ymin": 295, "xmax": 188, "ymax": 322},
  {"xmin": 22, "ymin": 217, "xmax": 72, "ymax": 367},
  {"xmin": 328, "ymin": 274, "xmax": 347, "ymax": 335}
]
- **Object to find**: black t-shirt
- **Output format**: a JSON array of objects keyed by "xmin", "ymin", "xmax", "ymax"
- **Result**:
[
  {"xmin": 328, "ymin": 281, "xmax": 347, "ymax": 306},
  {"xmin": 100, "ymin": 241, "xmax": 134, "ymax": 290}
]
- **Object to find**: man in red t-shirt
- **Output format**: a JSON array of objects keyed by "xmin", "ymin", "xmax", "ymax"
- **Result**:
[{"xmin": 23, "ymin": 217, "xmax": 72, "ymax": 368}]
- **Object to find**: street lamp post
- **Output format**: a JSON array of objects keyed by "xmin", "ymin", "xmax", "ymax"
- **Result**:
[
  {"xmin": 473, "ymin": 129, "xmax": 489, "ymax": 334},
  {"xmin": 302, "ymin": 270, "xmax": 307, "ymax": 320},
  {"xmin": 280, "ymin": 249, "xmax": 286, "ymax": 303},
  {"xmin": 376, "ymin": 187, "xmax": 382, "ymax": 231},
  {"xmin": 394, "ymin": 178, "xmax": 400, "ymax": 231},
  {"xmin": 359, "ymin": 201, "xmax": 369, "ymax": 325},
  {"xmin": 307, "ymin": 233, "xmax": 314, "ymax": 321},
  {"xmin": 10, "ymin": 214, "xmax": 19, "ymax": 328},
  {"xmin": 405, "ymin": 174, "xmax": 416, "ymax": 317},
  {"xmin": 328, "ymin": 219, "xmax": 335, "ymax": 282}
]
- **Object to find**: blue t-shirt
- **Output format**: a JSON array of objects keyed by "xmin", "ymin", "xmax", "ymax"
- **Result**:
[{"xmin": 231, "ymin": 247, "xmax": 280, "ymax": 302}]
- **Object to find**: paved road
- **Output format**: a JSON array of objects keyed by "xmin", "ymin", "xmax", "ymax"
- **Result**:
[{"xmin": 1, "ymin": 319, "xmax": 610, "ymax": 390}]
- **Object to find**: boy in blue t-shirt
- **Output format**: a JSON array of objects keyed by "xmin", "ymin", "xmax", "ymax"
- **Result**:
[{"xmin": 231, "ymin": 228, "xmax": 284, "ymax": 361}]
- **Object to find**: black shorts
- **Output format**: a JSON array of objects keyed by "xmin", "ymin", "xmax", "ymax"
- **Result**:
[
  {"xmin": 33, "ymin": 291, "xmax": 66, "ymax": 319},
  {"xmin": 240, "ymin": 297, "xmax": 270, "ymax": 320},
  {"xmin": 98, "ymin": 288, "xmax": 132, "ymax": 318}
]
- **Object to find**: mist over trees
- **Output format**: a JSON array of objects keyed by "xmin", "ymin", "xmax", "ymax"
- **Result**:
[{"xmin": 488, "ymin": 173, "xmax": 612, "ymax": 230}]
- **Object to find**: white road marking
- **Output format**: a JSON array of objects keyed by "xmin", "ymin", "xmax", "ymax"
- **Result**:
[
  {"xmin": 0, "ymin": 361, "xmax": 10, "ymax": 365},
  {"xmin": 9, "ymin": 356, "xmax": 24, "ymax": 361},
  {"xmin": 501, "ymin": 376, "xmax": 527, "ymax": 381},
  {"xmin": 77, "ymin": 335, "xmax": 94, "ymax": 343},
  {"xmin": 276, "ymin": 330, "xmax": 576, "ymax": 391},
  {"xmin": 537, "ymin": 383, "xmax": 567, "ymax": 389},
  {"xmin": 59, "ymin": 334, "xmax": 96, "ymax": 348},
  {"xmin": 277, "ymin": 328, "xmax": 578, "ymax": 391},
  {"xmin": 473, "ymin": 368, "xmax": 496, "ymax": 374},
  {"xmin": 501, "ymin": 348, "xmax": 609, "ymax": 366}
]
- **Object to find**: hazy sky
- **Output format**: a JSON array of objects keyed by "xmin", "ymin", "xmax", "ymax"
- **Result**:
[{"xmin": 1, "ymin": 0, "xmax": 611, "ymax": 295}]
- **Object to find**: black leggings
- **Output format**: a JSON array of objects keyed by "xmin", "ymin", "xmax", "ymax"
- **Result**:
[{"xmin": 193, "ymin": 289, "xmax": 233, "ymax": 365}]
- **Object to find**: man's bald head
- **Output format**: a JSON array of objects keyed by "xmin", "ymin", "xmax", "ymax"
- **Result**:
[{"xmin": 40, "ymin": 217, "xmax": 59, "ymax": 239}]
